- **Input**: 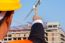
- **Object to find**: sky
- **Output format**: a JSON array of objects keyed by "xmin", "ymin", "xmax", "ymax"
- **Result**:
[{"xmin": 11, "ymin": 0, "xmax": 65, "ymax": 31}]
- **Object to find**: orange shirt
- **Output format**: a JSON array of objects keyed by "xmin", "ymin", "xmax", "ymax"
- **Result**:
[{"xmin": 8, "ymin": 40, "xmax": 33, "ymax": 43}]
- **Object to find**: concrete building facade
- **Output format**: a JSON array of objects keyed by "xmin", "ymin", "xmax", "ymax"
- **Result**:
[
  {"xmin": 0, "ymin": 29, "xmax": 30, "ymax": 43},
  {"xmin": 0, "ymin": 22, "xmax": 65, "ymax": 43},
  {"xmin": 45, "ymin": 22, "xmax": 65, "ymax": 43}
]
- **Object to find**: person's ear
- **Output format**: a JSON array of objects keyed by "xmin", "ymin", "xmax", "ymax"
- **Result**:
[{"xmin": 0, "ymin": 11, "xmax": 7, "ymax": 20}]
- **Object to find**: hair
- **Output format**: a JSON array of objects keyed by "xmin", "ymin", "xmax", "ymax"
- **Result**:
[
  {"xmin": 0, "ymin": 11, "xmax": 14, "ymax": 26},
  {"xmin": 0, "ymin": 11, "xmax": 1, "ymax": 13}
]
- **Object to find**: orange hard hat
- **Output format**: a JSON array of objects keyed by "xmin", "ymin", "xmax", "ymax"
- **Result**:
[
  {"xmin": 0, "ymin": 0, "xmax": 21, "ymax": 11},
  {"xmin": 8, "ymin": 40, "xmax": 33, "ymax": 43}
]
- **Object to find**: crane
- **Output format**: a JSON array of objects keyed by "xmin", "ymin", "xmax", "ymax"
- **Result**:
[
  {"xmin": 33, "ymin": 0, "xmax": 40, "ymax": 15},
  {"xmin": 24, "ymin": 0, "xmax": 41, "ymax": 20}
]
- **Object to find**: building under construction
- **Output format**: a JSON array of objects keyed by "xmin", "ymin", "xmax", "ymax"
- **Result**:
[{"xmin": 0, "ymin": 22, "xmax": 65, "ymax": 43}]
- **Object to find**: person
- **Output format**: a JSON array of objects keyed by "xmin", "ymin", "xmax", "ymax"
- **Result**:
[
  {"xmin": 28, "ymin": 15, "xmax": 45, "ymax": 43},
  {"xmin": 9, "ymin": 15, "xmax": 46, "ymax": 43},
  {"xmin": 0, "ymin": 0, "xmax": 46, "ymax": 43},
  {"xmin": 0, "ymin": 11, "xmax": 14, "ymax": 40},
  {"xmin": 0, "ymin": 0, "xmax": 21, "ymax": 40}
]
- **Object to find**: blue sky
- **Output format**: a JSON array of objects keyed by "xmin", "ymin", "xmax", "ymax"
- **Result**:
[{"xmin": 11, "ymin": 0, "xmax": 65, "ymax": 31}]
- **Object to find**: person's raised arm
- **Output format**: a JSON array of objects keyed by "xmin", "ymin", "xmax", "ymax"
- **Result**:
[{"xmin": 28, "ymin": 15, "xmax": 46, "ymax": 43}]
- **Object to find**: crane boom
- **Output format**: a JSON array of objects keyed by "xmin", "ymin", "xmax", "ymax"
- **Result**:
[
  {"xmin": 33, "ymin": 0, "xmax": 41, "ymax": 15},
  {"xmin": 24, "ymin": 0, "xmax": 41, "ymax": 20},
  {"xmin": 35, "ymin": 0, "xmax": 40, "ymax": 7}
]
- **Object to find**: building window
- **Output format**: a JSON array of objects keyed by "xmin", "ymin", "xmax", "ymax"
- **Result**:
[
  {"xmin": 45, "ymin": 37, "xmax": 48, "ymax": 41},
  {"xmin": 52, "ymin": 37, "xmax": 54, "ymax": 41},
  {"xmin": 48, "ymin": 25, "xmax": 52, "ymax": 28},
  {"xmin": 53, "ymin": 25, "xmax": 57, "ymax": 28},
  {"xmin": 4, "ymin": 38, "xmax": 7, "ymax": 41},
  {"xmin": 61, "ymin": 38, "xmax": 65, "ymax": 41},
  {"xmin": 13, "ymin": 38, "xmax": 17, "ymax": 40},
  {"xmin": 46, "ymin": 30, "xmax": 52, "ymax": 32},
  {"xmin": 18, "ymin": 37, "xmax": 21, "ymax": 40},
  {"xmin": 60, "ymin": 34, "xmax": 65, "ymax": 37},
  {"xmin": 46, "ymin": 33, "xmax": 48, "ymax": 36},
  {"xmin": 8, "ymin": 38, "xmax": 12, "ymax": 40},
  {"xmin": 8, "ymin": 34, "xmax": 11, "ymax": 37},
  {"xmin": 23, "ymin": 37, "xmax": 26, "ymax": 40}
]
